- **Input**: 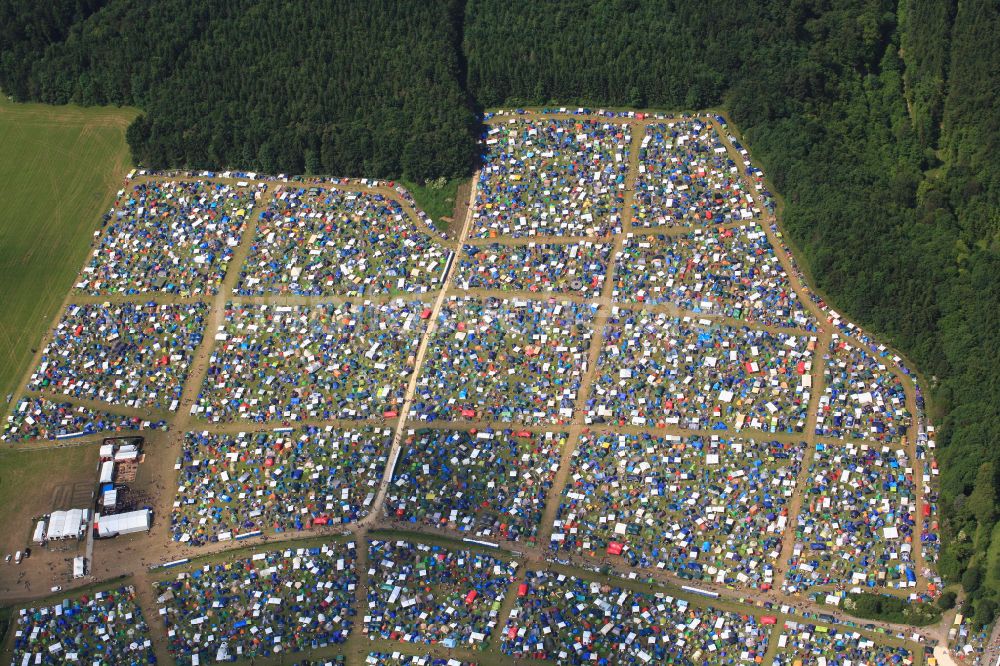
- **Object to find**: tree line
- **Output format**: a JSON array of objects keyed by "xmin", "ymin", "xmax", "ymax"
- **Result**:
[
  {"xmin": 1, "ymin": 0, "xmax": 999, "ymax": 626},
  {"xmin": 0, "ymin": 0, "xmax": 477, "ymax": 180}
]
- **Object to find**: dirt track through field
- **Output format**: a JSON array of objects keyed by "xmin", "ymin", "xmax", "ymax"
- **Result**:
[{"xmin": 0, "ymin": 112, "xmax": 940, "ymax": 666}]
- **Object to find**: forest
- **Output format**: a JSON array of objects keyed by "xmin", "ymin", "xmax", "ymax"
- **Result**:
[
  {"xmin": 1, "ymin": 0, "xmax": 999, "ymax": 626},
  {"xmin": 0, "ymin": 0, "xmax": 477, "ymax": 179}
]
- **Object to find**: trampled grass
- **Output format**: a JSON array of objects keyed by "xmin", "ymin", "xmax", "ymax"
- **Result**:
[{"xmin": 0, "ymin": 443, "xmax": 99, "ymax": 556}]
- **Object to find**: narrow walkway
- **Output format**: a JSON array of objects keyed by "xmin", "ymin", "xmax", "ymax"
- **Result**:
[
  {"xmin": 538, "ymin": 119, "xmax": 644, "ymax": 546},
  {"xmin": 0, "ymin": 110, "xmax": 941, "ymax": 666}
]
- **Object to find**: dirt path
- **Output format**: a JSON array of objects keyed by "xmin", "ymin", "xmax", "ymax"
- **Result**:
[
  {"xmin": 771, "ymin": 327, "xmax": 831, "ymax": 592},
  {"xmin": 358, "ymin": 169, "xmax": 480, "ymax": 530},
  {"xmin": 458, "ymin": 219, "xmax": 751, "ymax": 247},
  {"xmin": 140, "ymin": 184, "xmax": 277, "ymax": 550},
  {"xmin": 131, "ymin": 574, "xmax": 176, "ymax": 665},
  {"xmin": 711, "ymin": 117, "xmax": 933, "ymax": 596},
  {"xmin": 0, "ymin": 110, "xmax": 946, "ymax": 665},
  {"xmin": 536, "ymin": 119, "xmax": 643, "ymax": 547}
]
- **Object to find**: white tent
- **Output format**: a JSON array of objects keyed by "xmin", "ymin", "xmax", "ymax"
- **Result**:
[
  {"xmin": 46, "ymin": 511, "xmax": 67, "ymax": 540},
  {"xmin": 63, "ymin": 509, "xmax": 84, "ymax": 540},
  {"xmin": 32, "ymin": 519, "xmax": 47, "ymax": 544},
  {"xmin": 73, "ymin": 556, "xmax": 86, "ymax": 578},
  {"xmin": 114, "ymin": 445, "xmax": 139, "ymax": 462},
  {"xmin": 99, "ymin": 460, "xmax": 115, "ymax": 484},
  {"xmin": 97, "ymin": 509, "xmax": 150, "ymax": 538}
]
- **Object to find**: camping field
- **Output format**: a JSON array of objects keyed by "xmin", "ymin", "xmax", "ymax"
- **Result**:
[
  {"xmin": 0, "ymin": 97, "xmax": 137, "ymax": 403},
  {"xmin": 0, "ymin": 107, "xmax": 946, "ymax": 665}
]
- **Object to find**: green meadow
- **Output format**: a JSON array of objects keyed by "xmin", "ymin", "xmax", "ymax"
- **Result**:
[{"xmin": 0, "ymin": 96, "xmax": 137, "ymax": 405}]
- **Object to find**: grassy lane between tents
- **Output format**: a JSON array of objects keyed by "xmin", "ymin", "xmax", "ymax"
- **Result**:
[{"xmin": 0, "ymin": 96, "xmax": 138, "ymax": 408}]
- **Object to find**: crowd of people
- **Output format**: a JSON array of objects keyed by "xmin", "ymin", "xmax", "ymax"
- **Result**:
[
  {"xmin": 552, "ymin": 432, "xmax": 804, "ymax": 589},
  {"xmin": 385, "ymin": 428, "xmax": 565, "ymax": 542},
  {"xmin": 586, "ymin": 312, "xmax": 814, "ymax": 432},
  {"xmin": 411, "ymin": 297, "xmax": 596, "ymax": 425},
  {"xmin": 171, "ymin": 426, "xmax": 392, "ymax": 545},
  {"xmin": 501, "ymin": 569, "xmax": 771, "ymax": 664},
  {"xmin": 10, "ymin": 585, "xmax": 155, "ymax": 665},
  {"xmin": 236, "ymin": 187, "xmax": 448, "ymax": 297},
  {"xmin": 454, "ymin": 242, "xmax": 610, "ymax": 298},
  {"xmin": 154, "ymin": 542, "xmax": 357, "ymax": 664},
  {"xmin": 473, "ymin": 119, "xmax": 630, "ymax": 239},
  {"xmin": 194, "ymin": 301, "xmax": 428, "ymax": 423},
  {"xmin": 28, "ymin": 302, "xmax": 207, "ymax": 411},
  {"xmin": 365, "ymin": 539, "xmax": 518, "ymax": 647},
  {"xmin": 785, "ymin": 441, "xmax": 916, "ymax": 594},
  {"xmin": 612, "ymin": 225, "xmax": 816, "ymax": 330},
  {"xmin": 78, "ymin": 180, "xmax": 261, "ymax": 296}
]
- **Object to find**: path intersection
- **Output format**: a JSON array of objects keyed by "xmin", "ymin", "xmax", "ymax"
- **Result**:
[{"xmin": 1, "ymin": 109, "xmax": 945, "ymax": 665}]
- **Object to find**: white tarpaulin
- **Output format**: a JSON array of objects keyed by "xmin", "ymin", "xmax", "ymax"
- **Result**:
[{"xmin": 97, "ymin": 509, "xmax": 150, "ymax": 537}]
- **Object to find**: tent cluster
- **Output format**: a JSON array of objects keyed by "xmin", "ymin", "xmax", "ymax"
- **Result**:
[
  {"xmin": 501, "ymin": 570, "xmax": 770, "ymax": 664},
  {"xmin": 949, "ymin": 612, "xmax": 989, "ymax": 662},
  {"xmin": 171, "ymin": 426, "xmax": 392, "ymax": 545},
  {"xmin": 772, "ymin": 620, "xmax": 914, "ymax": 664},
  {"xmin": 552, "ymin": 432, "xmax": 804, "ymax": 590},
  {"xmin": 2, "ymin": 396, "xmax": 166, "ymax": 443},
  {"xmin": 154, "ymin": 542, "xmax": 357, "ymax": 665},
  {"xmin": 386, "ymin": 428, "xmax": 565, "ymax": 542},
  {"xmin": 473, "ymin": 119, "xmax": 630, "ymax": 239},
  {"xmin": 42, "ymin": 508, "xmax": 90, "ymax": 541},
  {"xmin": 10, "ymin": 586, "xmax": 155, "ymax": 665},
  {"xmin": 818, "ymin": 336, "xmax": 912, "ymax": 444},
  {"xmin": 77, "ymin": 180, "xmax": 261, "ymax": 296},
  {"xmin": 195, "ymin": 301, "xmax": 428, "ymax": 423},
  {"xmin": 785, "ymin": 442, "xmax": 916, "ymax": 594},
  {"xmin": 916, "ymin": 426, "xmax": 941, "ymax": 566},
  {"xmin": 586, "ymin": 312, "xmax": 814, "ymax": 432},
  {"xmin": 365, "ymin": 539, "xmax": 517, "ymax": 647},
  {"xmin": 454, "ymin": 241, "xmax": 610, "ymax": 298},
  {"xmin": 364, "ymin": 652, "xmax": 475, "ymax": 666},
  {"xmin": 633, "ymin": 121, "xmax": 758, "ymax": 229},
  {"xmin": 236, "ymin": 187, "xmax": 448, "ymax": 297},
  {"xmin": 612, "ymin": 225, "xmax": 816, "ymax": 330},
  {"xmin": 484, "ymin": 108, "xmax": 666, "ymax": 122},
  {"xmin": 412, "ymin": 297, "xmax": 596, "ymax": 425},
  {"xmin": 27, "ymin": 302, "xmax": 207, "ymax": 411}
]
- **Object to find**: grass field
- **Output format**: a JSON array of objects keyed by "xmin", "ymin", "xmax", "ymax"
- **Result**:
[
  {"xmin": 0, "ymin": 96, "xmax": 138, "ymax": 406},
  {"xmin": 0, "ymin": 443, "xmax": 99, "ymax": 556},
  {"xmin": 401, "ymin": 177, "xmax": 467, "ymax": 231}
]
